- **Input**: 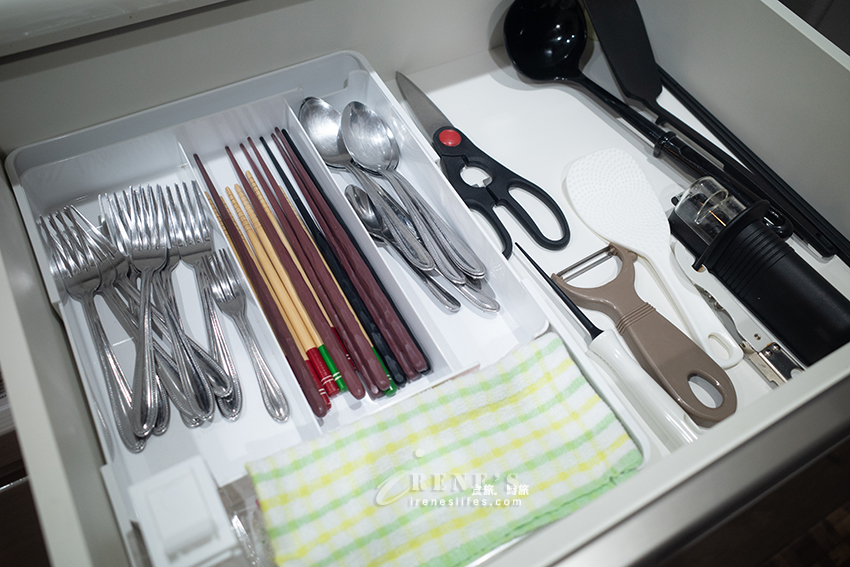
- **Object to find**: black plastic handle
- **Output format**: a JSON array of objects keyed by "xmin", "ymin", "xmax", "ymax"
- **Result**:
[{"xmin": 432, "ymin": 126, "xmax": 570, "ymax": 258}]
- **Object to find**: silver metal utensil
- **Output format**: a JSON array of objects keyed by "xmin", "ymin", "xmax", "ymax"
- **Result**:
[
  {"xmin": 298, "ymin": 96, "xmax": 435, "ymax": 273},
  {"xmin": 127, "ymin": 185, "xmax": 169, "ymax": 437},
  {"xmin": 37, "ymin": 213, "xmax": 146, "ymax": 452},
  {"xmin": 166, "ymin": 182, "xmax": 242, "ymax": 420},
  {"xmin": 345, "ymin": 185, "xmax": 461, "ymax": 313},
  {"xmin": 207, "ymin": 251, "xmax": 289, "ymax": 422}
]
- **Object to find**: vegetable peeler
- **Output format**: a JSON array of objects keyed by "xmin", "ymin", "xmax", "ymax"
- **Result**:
[{"xmin": 553, "ymin": 243, "xmax": 737, "ymax": 427}]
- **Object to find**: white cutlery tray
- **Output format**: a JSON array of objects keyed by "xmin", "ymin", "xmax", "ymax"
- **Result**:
[{"xmin": 5, "ymin": 50, "xmax": 650, "ymax": 565}]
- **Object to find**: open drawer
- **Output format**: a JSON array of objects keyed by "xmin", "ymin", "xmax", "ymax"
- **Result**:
[{"xmin": 1, "ymin": 1, "xmax": 850, "ymax": 566}]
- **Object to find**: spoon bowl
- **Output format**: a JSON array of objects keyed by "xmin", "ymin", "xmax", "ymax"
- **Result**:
[
  {"xmin": 298, "ymin": 97, "xmax": 351, "ymax": 168},
  {"xmin": 339, "ymin": 101, "xmax": 399, "ymax": 173},
  {"xmin": 341, "ymin": 101, "xmax": 487, "ymax": 282},
  {"xmin": 299, "ymin": 97, "xmax": 435, "ymax": 272}
]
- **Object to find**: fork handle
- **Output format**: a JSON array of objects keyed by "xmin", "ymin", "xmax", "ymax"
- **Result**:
[
  {"xmin": 81, "ymin": 295, "xmax": 145, "ymax": 453},
  {"xmin": 100, "ymin": 286, "xmax": 209, "ymax": 421},
  {"xmin": 119, "ymin": 275, "xmax": 235, "ymax": 398},
  {"xmin": 131, "ymin": 270, "xmax": 161, "ymax": 438},
  {"xmin": 235, "ymin": 318, "xmax": 289, "ymax": 422},
  {"xmin": 154, "ymin": 275, "xmax": 216, "ymax": 421}
]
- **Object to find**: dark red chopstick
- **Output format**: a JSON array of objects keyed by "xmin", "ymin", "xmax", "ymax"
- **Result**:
[
  {"xmin": 246, "ymin": 137, "xmax": 388, "ymax": 394},
  {"xmin": 273, "ymin": 128, "xmax": 428, "ymax": 378},
  {"xmin": 258, "ymin": 135, "xmax": 406, "ymax": 388},
  {"xmin": 193, "ymin": 153, "xmax": 329, "ymax": 418},
  {"xmin": 226, "ymin": 146, "xmax": 356, "ymax": 398}
]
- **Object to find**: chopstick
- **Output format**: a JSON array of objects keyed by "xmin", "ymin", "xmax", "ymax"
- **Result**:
[
  {"xmin": 227, "ymin": 184, "xmax": 337, "ymax": 403},
  {"xmin": 241, "ymin": 173, "xmax": 351, "ymax": 395},
  {"xmin": 273, "ymin": 128, "xmax": 429, "ymax": 378},
  {"xmin": 225, "ymin": 146, "xmax": 352, "ymax": 397},
  {"xmin": 213, "ymin": 184, "xmax": 332, "ymax": 405},
  {"xmin": 245, "ymin": 138, "xmax": 389, "ymax": 395},
  {"xmin": 259, "ymin": 136, "xmax": 403, "ymax": 389},
  {"xmin": 193, "ymin": 154, "xmax": 329, "ymax": 418}
]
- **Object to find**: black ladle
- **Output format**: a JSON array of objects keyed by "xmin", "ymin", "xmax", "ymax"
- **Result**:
[{"xmin": 502, "ymin": 0, "xmax": 791, "ymax": 236}]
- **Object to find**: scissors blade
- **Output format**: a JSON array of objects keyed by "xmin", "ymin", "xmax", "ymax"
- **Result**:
[{"xmin": 396, "ymin": 72, "xmax": 454, "ymax": 139}]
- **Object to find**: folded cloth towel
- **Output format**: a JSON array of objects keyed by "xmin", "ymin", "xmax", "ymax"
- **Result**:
[{"xmin": 247, "ymin": 332, "xmax": 642, "ymax": 567}]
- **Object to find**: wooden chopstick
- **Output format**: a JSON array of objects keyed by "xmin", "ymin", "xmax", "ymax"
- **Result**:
[
  {"xmin": 241, "ymin": 167, "xmax": 358, "ymax": 398},
  {"xmin": 230, "ymin": 182, "xmax": 340, "ymax": 399},
  {"xmin": 212, "ymin": 187, "xmax": 332, "ymax": 405},
  {"xmin": 259, "ymin": 135, "xmax": 400, "ymax": 389},
  {"xmin": 225, "ymin": 147, "xmax": 345, "ymax": 396},
  {"xmin": 193, "ymin": 154, "xmax": 329, "ymax": 418},
  {"xmin": 225, "ymin": 185, "xmax": 334, "ymax": 405},
  {"xmin": 273, "ymin": 128, "xmax": 429, "ymax": 378},
  {"xmin": 244, "ymin": 170, "xmax": 376, "ymax": 397},
  {"xmin": 245, "ymin": 139, "xmax": 388, "ymax": 396}
]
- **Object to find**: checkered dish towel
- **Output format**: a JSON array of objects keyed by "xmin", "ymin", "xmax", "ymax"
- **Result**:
[{"xmin": 246, "ymin": 332, "xmax": 643, "ymax": 567}]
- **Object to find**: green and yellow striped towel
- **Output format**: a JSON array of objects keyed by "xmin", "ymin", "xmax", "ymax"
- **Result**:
[{"xmin": 247, "ymin": 332, "xmax": 643, "ymax": 566}]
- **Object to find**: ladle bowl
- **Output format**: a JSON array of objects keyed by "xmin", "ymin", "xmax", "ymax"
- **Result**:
[{"xmin": 503, "ymin": 0, "xmax": 587, "ymax": 82}]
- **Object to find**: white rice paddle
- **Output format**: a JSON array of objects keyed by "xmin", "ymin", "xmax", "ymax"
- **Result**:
[{"xmin": 566, "ymin": 148, "xmax": 743, "ymax": 369}]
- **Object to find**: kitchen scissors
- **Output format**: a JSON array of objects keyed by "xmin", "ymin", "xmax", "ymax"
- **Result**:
[{"xmin": 397, "ymin": 72, "xmax": 570, "ymax": 258}]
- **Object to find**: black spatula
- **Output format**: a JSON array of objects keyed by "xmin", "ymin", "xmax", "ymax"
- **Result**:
[{"xmin": 581, "ymin": 0, "xmax": 847, "ymax": 260}]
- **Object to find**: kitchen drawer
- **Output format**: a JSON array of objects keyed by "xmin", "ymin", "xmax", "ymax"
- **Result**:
[{"xmin": 1, "ymin": 1, "xmax": 849, "ymax": 566}]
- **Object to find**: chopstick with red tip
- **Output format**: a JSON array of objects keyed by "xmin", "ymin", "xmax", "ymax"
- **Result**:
[
  {"xmin": 245, "ymin": 137, "xmax": 389, "ymax": 395},
  {"xmin": 258, "ymin": 135, "xmax": 403, "ymax": 389},
  {"xmin": 273, "ymin": 128, "xmax": 429, "ymax": 378},
  {"xmin": 193, "ymin": 153, "xmax": 329, "ymax": 418},
  {"xmin": 225, "ymin": 146, "xmax": 345, "ymax": 398},
  {"xmin": 226, "ymin": 183, "xmax": 336, "ymax": 404},
  {"xmin": 206, "ymin": 186, "xmax": 333, "ymax": 405}
]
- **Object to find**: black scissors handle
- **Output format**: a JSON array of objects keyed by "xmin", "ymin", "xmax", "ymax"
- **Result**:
[{"xmin": 432, "ymin": 126, "xmax": 570, "ymax": 258}]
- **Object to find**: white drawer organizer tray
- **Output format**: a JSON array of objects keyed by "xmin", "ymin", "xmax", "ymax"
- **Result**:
[{"xmin": 7, "ymin": 51, "xmax": 653, "ymax": 565}]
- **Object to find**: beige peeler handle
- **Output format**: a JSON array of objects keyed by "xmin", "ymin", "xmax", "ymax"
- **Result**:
[{"xmin": 554, "ymin": 243, "xmax": 737, "ymax": 427}]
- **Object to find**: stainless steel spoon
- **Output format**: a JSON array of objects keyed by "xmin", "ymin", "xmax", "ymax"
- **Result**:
[
  {"xmin": 340, "ymin": 101, "xmax": 486, "ymax": 282},
  {"xmin": 348, "ymin": 184, "xmax": 498, "ymax": 313},
  {"xmin": 345, "ymin": 185, "xmax": 461, "ymax": 313},
  {"xmin": 298, "ymin": 97, "xmax": 434, "ymax": 272}
]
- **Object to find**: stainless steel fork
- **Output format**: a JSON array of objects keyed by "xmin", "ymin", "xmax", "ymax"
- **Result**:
[
  {"xmin": 127, "ymin": 186, "xmax": 168, "ymax": 437},
  {"xmin": 101, "ymin": 189, "xmax": 234, "ymax": 424},
  {"xmin": 207, "ymin": 250, "xmax": 289, "ymax": 422},
  {"xmin": 71, "ymin": 205, "xmax": 205, "ymax": 427},
  {"xmin": 37, "ymin": 212, "xmax": 146, "ymax": 453},
  {"xmin": 165, "ymin": 182, "xmax": 241, "ymax": 421}
]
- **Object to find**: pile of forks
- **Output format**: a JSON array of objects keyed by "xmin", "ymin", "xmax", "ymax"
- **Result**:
[{"xmin": 37, "ymin": 182, "xmax": 289, "ymax": 453}]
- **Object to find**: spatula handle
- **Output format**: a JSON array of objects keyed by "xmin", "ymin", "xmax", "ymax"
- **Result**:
[{"xmin": 654, "ymin": 251, "xmax": 743, "ymax": 369}]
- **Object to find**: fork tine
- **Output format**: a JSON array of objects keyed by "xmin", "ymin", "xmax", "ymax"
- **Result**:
[
  {"xmin": 206, "ymin": 253, "xmax": 228, "ymax": 302},
  {"xmin": 116, "ymin": 190, "xmax": 135, "ymax": 249},
  {"xmin": 47, "ymin": 213, "xmax": 82, "ymax": 276},
  {"xmin": 169, "ymin": 183, "xmax": 190, "ymax": 246},
  {"xmin": 69, "ymin": 204, "xmax": 118, "ymax": 258},
  {"xmin": 179, "ymin": 181, "xmax": 202, "ymax": 245},
  {"xmin": 63, "ymin": 207, "xmax": 109, "ymax": 268},
  {"xmin": 179, "ymin": 182, "xmax": 197, "ymax": 242},
  {"xmin": 218, "ymin": 251, "xmax": 239, "ymax": 290},
  {"xmin": 36, "ymin": 217, "xmax": 67, "ymax": 282},
  {"xmin": 163, "ymin": 184, "xmax": 183, "ymax": 248},
  {"xmin": 133, "ymin": 187, "xmax": 148, "ymax": 251},
  {"xmin": 191, "ymin": 181, "xmax": 211, "ymax": 242},
  {"xmin": 154, "ymin": 185, "xmax": 169, "ymax": 250},
  {"xmin": 217, "ymin": 251, "xmax": 240, "ymax": 302}
]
